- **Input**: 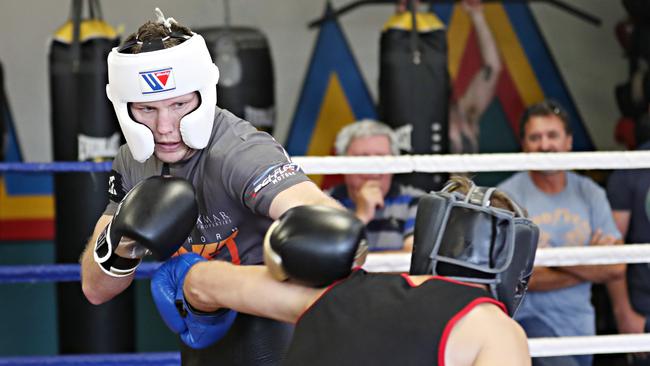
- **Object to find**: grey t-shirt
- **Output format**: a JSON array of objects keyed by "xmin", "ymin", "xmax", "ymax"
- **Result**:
[
  {"xmin": 499, "ymin": 171, "xmax": 620, "ymax": 338},
  {"xmin": 105, "ymin": 108, "xmax": 309, "ymax": 265}
]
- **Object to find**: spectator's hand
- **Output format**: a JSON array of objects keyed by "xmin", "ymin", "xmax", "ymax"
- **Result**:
[
  {"xmin": 589, "ymin": 229, "xmax": 617, "ymax": 246},
  {"xmin": 614, "ymin": 308, "xmax": 648, "ymax": 360},
  {"xmin": 353, "ymin": 180, "xmax": 385, "ymax": 224},
  {"xmin": 615, "ymin": 307, "xmax": 646, "ymax": 334},
  {"xmin": 462, "ymin": 0, "xmax": 483, "ymax": 14}
]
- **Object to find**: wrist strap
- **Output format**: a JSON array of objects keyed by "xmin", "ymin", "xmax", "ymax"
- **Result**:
[{"xmin": 93, "ymin": 225, "xmax": 141, "ymax": 278}]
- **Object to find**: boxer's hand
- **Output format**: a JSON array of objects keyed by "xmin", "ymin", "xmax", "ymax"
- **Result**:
[
  {"xmin": 353, "ymin": 180, "xmax": 385, "ymax": 224},
  {"xmin": 151, "ymin": 253, "xmax": 237, "ymax": 349},
  {"xmin": 264, "ymin": 205, "xmax": 367, "ymax": 287},
  {"xmin": 94, "ymin": 176, "xmax": 199, "ymax": 277}
]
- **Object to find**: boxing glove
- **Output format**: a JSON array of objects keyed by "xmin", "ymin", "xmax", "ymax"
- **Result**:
[
  {"xmin": 151, "ymin": 253, "xmax": 237, "ymax": 349},
  {"xmin": 264, "ymin": 205, "xmax": 367, "ymax": 287},
  {"xmin": 94, "ymin": 175, "xmax": 198, "ymax": 277}
]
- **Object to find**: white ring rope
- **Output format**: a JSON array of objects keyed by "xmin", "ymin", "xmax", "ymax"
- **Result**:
[
  {"xmin": 528, "ymin": 334, "xmax": 650, "ymax": 357},
  {"xmin": 9, "ymin": 150, "xmax": 648, "ymax": 359},
  {"xmin": 363, "ymin": 244, "xmax": 650, "ymax": 273},
  {"xmin": 292, "ymin": 150, "xmax": 650, "ymax": 174}
]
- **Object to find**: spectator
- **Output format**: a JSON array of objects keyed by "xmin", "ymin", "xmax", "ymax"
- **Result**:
[
  {"xmin": 329, "ymin": 120, "xmax": 425, "ymax": 251},
  {"xmin": 607, "ymin": 113, "xmax": 650, "ymax": 366},
  {"xmin": 498, "ymin": 99, "xmax": 625, "ymax": 366}
]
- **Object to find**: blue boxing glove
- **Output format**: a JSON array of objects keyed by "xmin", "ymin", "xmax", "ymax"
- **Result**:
[{"xmin": 151, "ymin": 253, "xmax": 237, "ymax": 349}]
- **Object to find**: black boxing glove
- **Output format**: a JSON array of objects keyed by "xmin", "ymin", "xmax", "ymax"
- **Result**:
[
  {"xmin": 263, "ymin": 205, "xmax": 367, "ymax": 287},
  {"xmin": 94, "ymin": 176, "xmax": 198, "ymax": 277}
]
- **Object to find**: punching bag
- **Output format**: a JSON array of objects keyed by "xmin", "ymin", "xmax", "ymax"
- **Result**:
[
  {"xmin": 196, "ymin": 26, "xmax": 276, "ymax": 134},
  {"xmin": 379, "ymin": 8, "xmax": 450, "ymax": 192},
  {"xmin": 49, "ymin": 0, "xmax": 131, "ymax": 353}
]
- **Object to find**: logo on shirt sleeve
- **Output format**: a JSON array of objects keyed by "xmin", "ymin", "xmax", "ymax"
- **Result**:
[
  {"xmin": 108, "ymin": 170, "xmax": 127, "ymax": 203},
  {"xmin": 250, "ymin": 163, "xmax": 302, "ymax": 197}
]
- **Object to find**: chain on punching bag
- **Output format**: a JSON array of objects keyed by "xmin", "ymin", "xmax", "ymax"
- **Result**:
[
  {"xmin": 49, "ymin": 0, "xmax": 132, "ymax": 354},
  {"xmin": 379, "ymin": 5, "xmax": 450, "ymax": 192}
]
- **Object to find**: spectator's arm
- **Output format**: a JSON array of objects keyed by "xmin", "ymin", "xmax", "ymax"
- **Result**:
[
  {"xmin": 612, "ymin": 210, "xmax": 631, "ymax": 239},
  {"xmin": 527, "ymin": 266, "xmax": 584, "ymax": 291},
  {"xmin": 607, "ymin": 276, "xmax": 646, "ymax": 334},
  {"xmin": 603, "ymin": 210, "xmax": 646, "ymax": 334},
  {"xmin": 557, "ymin": 263, "xmax": 625, "ymax": 284},
  {"xmin": 402, "ymin": 235, "xmax": 414, "ymax": 253},
  {"xmin": 557, "ymin": 230, "xmax": 625, "ymax": 283}
]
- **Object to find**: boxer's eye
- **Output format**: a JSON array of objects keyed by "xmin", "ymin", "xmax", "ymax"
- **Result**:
[{"xmin": 135, "ymin": 106, "xmax": 155, "ymax": 113}]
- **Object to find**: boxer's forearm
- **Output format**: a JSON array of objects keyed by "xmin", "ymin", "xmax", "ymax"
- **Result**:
[
  {"xmin": 80, "ymin": 215, "xmax": 134, "ymax": 305},
  {"xmin": 184, "ymin": 261, "xmax": 323, "ymax": 323}
]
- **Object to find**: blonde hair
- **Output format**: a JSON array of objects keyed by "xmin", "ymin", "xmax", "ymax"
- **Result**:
[{"xmin": 445, "ymin": 175, "xmax": 527, "ymax": 217}]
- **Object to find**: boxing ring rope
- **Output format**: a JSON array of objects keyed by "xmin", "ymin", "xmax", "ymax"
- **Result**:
[
  {"xmin": 0, "ymin": 352, "xmax": 179, "ymax": 366},
  {"xmin": 1, "ymin": 334, "xmax": 649, "ymax": 365},
  {"xmin": 293, "ymin": 150, "xmax": 650, "ymax": 174},
  {"xmin": 362, "ymin": 244, "xmax": 650, "ymax": 272},
  {"xmin": 3, "ymin": 245, "xmax": 650, "ymax": 283},
  {"xmin": 3, "ymin": 150, "xmax": 650, "ymax": 175},
  {"xmin": 3, "ymin": 152, "xmax": 650, "ymax": 363}
]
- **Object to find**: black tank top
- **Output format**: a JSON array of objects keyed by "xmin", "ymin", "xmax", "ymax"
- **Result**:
[{"xmin": 283, "ymin": 269, "xmax": 504, "ymax": 366}]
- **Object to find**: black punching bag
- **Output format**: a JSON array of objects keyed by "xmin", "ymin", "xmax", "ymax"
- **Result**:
[
  {"xmin": 196, "ymin": 26, "xmax": 276, "ymax": 134},
  {"xmin": 379, "ymin": 8, "xmax": 450, "ymax": 192},
  {"xmin": 49, "ymin": 0, "xmax": 132, "ymax": 353}
]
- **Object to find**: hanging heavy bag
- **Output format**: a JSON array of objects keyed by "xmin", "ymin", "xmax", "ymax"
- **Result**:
[
  {"xmin": 49, "ymin": 0, "xmax": 130, "ymax": 354},
  {"xmin": 195, "ymin": 26, "xmax": 276, "ymax": 134},
  {"xmin": 379, "ymin": 6, "xmax": 450, "ymax": 192}
]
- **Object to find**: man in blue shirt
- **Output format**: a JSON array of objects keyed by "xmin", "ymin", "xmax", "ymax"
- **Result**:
[{"xmin": 498, "ymin": 100, "xmax": 625, "ymax": 366}]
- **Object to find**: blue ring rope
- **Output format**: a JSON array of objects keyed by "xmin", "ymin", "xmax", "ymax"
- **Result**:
[
  {"xmin": 0, "ymin": 352, "xmax": 179, "ymax": 365},
  {"xmin": 0, "ymin": 162, "xmax": 112, "ymax": 173},
  {"xmin": 1, "ymin": 162, "xmax": 174, "ymax": 363},
  {"xmin": 0, "ymin": 262, "xmax": 162, "ymax": 283}
]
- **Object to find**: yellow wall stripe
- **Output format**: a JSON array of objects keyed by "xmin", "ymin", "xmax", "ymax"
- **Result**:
[
  {"xmin": 483, "ymin": 5, "xmax": 544, "ymax": 105},
  {"xmin": 447, "ymin": 6, "xmax": 471, "ymax": 80},
  {"xmin": 0, "ymin": 179, "xmax": 54, "ymax": 219},
  {"xmin": 306, "ymin": 73, "xmax": 356, "ymax": 185}
]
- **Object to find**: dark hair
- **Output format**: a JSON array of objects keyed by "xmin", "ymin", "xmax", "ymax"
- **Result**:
[
  {"xmin": 519, "ymin": 99, "xmax": 572, "ymax": 139},
  {"xmin": 119, "ymin": 20, "xmax": 193, "ymax": 54}
]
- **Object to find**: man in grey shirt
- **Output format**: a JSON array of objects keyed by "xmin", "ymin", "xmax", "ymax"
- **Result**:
[{"xmin": 79, "ymin": 9, "xmax": 342, "ymax": 366}]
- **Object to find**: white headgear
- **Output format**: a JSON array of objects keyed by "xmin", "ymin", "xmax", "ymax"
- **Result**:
[{"xmin": 106, "ymin": 33, "xmax": 220, "ymax": 162}]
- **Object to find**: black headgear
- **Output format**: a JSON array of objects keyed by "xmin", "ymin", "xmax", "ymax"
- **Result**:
[{"xmin": 409, "ymin": 181, "xmax": 539, "ymax": 316}]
